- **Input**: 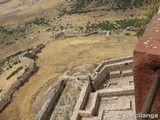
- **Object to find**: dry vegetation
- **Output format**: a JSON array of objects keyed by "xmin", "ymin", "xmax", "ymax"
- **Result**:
[
  {"xmin": 0, "ymin": 0, "xmax": 159, "ymax": 119},
  {"xmin": 0, "ymin": 0, "xmax": 158, "ymax": 60}
]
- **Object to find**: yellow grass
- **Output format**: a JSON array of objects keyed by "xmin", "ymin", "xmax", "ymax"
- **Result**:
[{"xmin": 0, "ymin": 0, "xmax": 65, "ymax": 25}]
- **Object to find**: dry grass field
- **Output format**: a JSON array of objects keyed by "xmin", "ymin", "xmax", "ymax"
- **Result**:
[
  {"xmin": 0, "ymin": 0, "xmax": 145, "ymax": 60},
  {"xmin": 0, "ymin": 7, "xmax": 142, "ymax": 60},
  {"xmin": 0, "ymin": 0, "xmax": 65, "ymax": 25}
]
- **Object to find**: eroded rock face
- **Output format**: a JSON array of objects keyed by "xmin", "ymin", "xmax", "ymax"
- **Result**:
[{"xmin": 134, "ymin": 12, "xmax": 160, "ymax": 115}]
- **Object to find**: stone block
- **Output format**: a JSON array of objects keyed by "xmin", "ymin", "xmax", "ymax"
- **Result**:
[{"xmin": 134, "ymin": 13, "xmax": 160, "ymax": 116}]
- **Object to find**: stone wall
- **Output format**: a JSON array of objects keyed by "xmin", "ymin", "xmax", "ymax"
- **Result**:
[
  {"xmin": 97, "ymin": 86, "xmax": 134, "ymax": 97},
  {"xmin": 33, "ymin": 56, "xmax": 133, "ymax": 120},
  {"xmin": 78, "ymin": 92, "xmax": 100, "ymax": 117},
  {"xmin": 52, "ymin": 32, "xmax": 65, "ymax": 40},
  {"xmin": 92, "ymin": 65, "xmax": 109, "ymax": 90},
  {"xmin": 0, "ymin": 44, "xmax": 44, "ymax": 112},
  {"xmin": 71, "ymin": 82, "xmax": 92, "ymax": 120},
  {"xmin": 64, "ymin": 31, "xmax": 98, "ymax": 37},
  {"xmin": 19, "ymin": 44, "xmax": 45, "ymax": 59},
  {"xmin": 51, "ymin": 30, "xmax": 108, "ymax": 41},
  {"xmin": 0, "ymin": 57, "xmax": 37, "ymax": 112},
  {"xmin": 69, "ymin": 56, "xmax": 133, "ymax": 119},
  {"xmin": 92, "ymin": 56, "xmax": 133, "ymax": 90},
  {"xmin": 94, "ymin": 56, "xmax": 133, "ymax": 73},
  {"xmin": 36, "ymin": 80, "xmax": 67, "ymax": 120},
  {"xmin": 72, "ymin": 85, "xmax": 134, "ymax": 119},
  {"xmin": 134, "ymin": 10, "xmax": 160, "ymax": 116}
]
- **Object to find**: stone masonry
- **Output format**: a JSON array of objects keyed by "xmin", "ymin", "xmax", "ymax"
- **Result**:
[{"xmin": 134, "ymin": 9, "xmax": 160, "ymax": 116}]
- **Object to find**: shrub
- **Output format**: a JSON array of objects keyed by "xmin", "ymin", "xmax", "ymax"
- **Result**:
[
  {"xmin": 9, "ymin": 65, "xmax": 12, "ymax": 69},
  {"xmin": 135, "ymin": 1, "xmax": 160, "ymax": 37},
  {"xmin": 85, "ymin": 19, "xmax": 138, "ymax": 31},
  {"xmin": 13, "ymin": 60, "xmax": 18, "ymax": 65},
  {"xmin": 115, "ymin": 19, "xmax": 136, "ymax": 29},
  {"xmin": 125, "ymin": 33, "xmax": 131, "ymax": 36},
  {"xmin": 6, "ymin": 66, "xmax": 23, "ymax": 80}
]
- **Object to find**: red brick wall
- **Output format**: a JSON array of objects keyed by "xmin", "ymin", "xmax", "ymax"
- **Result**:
[{"xmin": 134, "ymin": 13, "xmax": 160, "ymax": 119}]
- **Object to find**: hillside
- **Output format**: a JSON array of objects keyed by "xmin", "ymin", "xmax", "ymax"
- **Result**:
[
  {"xmin": 0, "ymin": 0, "xmax": 159, "ymax": 120},
  {"xmin": 0, "ymin": 0, "xmax": 159, "ymax": 60}
]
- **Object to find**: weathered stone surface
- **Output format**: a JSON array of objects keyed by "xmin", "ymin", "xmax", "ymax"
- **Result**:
[{"xmin": 134, "ymin": 12, "xmax": 160, "ymax": 115}]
